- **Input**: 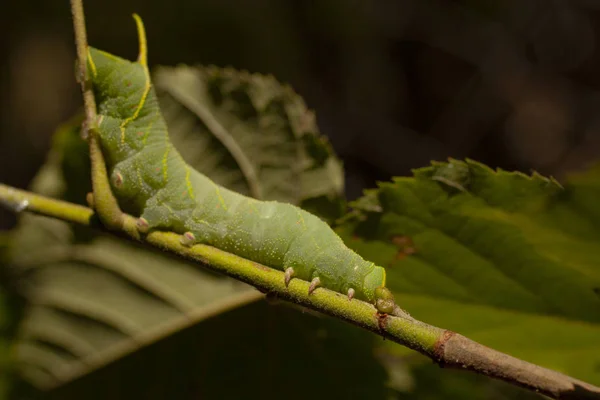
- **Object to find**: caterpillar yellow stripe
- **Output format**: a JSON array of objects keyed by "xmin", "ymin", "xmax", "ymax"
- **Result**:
[{"xmin": 87, "ymin": 14, "xmax": 396, "ymax": 313}]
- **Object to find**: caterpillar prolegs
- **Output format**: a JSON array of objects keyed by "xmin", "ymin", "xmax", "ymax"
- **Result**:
[{"xmin": 87, "ymin": 15, "xmax": 397, "ymax": 314}]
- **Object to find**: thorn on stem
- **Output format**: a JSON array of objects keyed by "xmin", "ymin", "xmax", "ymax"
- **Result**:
[{"xmin": 112, "ymin": 172, "xmax": 124, "ymax": 188}]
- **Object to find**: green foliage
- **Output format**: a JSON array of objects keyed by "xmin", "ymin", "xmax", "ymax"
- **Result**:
[
  {"xmin": 339, "ymin": 159, "xmax": 600, "ymax": 385},
  {"xmin": 3, "ymin": 59, "xmax": 600, "ymax": 398},
  {"xmin": 154, "ymin": 65, "xmax": 345, "ymax": 220},
  {"xmin": 5, "ymin": 65, "xmax": 376, "ymax": 397},
  {"xmin": 43, "ymin": 301, "xmax": 387, "ymax": 400}
]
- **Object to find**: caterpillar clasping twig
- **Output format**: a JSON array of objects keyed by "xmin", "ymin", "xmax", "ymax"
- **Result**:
[{"xmin": 87, "ymin": 14, "xmax": 398, "ymax": 314}]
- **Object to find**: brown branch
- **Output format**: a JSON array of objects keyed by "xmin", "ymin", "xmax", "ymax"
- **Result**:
[
  {"xmin": 1, "ymin": 184, "xmax": 599, "ymax": 399},
  {"xmin": 435, "ymin": 331, "xmax": 600, "ymax": 400},
  {"xmin": 43, "ymin": 2, "xmax": 600, "ymax": 398}
]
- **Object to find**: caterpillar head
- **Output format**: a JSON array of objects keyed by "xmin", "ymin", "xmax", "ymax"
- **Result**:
[
  {"xmin": 373, "ymin": 287, "xmax": 396, "ymax": 314},
  {"xmin": 363, "ymin": 266, "xmax": 396, "ymax": 314}
]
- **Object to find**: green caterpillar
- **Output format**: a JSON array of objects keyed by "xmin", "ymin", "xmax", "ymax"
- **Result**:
[{"xmin": 87, "ymin": 15, "xmax": 396, "ymax": 314}]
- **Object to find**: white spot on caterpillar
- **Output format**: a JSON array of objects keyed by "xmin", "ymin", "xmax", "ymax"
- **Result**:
[
  {"xmin": 180, "ymin": 232, "xmax": 196, "ymax": 247},
  {"xmin": 112, "ymin": 172, "xmax": 124, "ymax": 188}
]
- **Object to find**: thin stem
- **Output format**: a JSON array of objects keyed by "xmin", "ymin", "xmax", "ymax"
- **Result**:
[
  {"xmin": 70, "ymin": 0, "xmax": 96, "ymax": 126},
  {"xmin": 70, "ymin": 0, "xmax": 126, "ymax": 231},
  {"xmin": 38, "ymin": 3, "xmax": 599, "ymax": 398},
  {"xmin": 1, "ymin": 184, "xmax": 598, "ymax": 399},
  {"xmin": 0, "ymin": 183, "xmax": 94, "ymax": 225}
]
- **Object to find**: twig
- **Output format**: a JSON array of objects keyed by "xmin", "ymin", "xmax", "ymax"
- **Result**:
[
  {"xmin": 0, "ymin": 183, "xmax": 93, "ymax": 225},
  {"xmin": 54, "ymin": 2, "xmax": 600, "ymax": 398},
  {"xmin": 70, "ymin": 0, "xmax": 96, "ymax": 127},
  {"xmin": 0, "ymin": 184, "xmax": 598, "ymax": 399},
  {"xmin": 70, "ymin": 0, "xmax": 128, "ymax": 232}
]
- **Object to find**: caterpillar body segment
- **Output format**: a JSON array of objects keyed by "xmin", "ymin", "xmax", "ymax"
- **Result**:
[{"xmin": 86, "ymin": 15, "xmax": 393, "ymax": 311}]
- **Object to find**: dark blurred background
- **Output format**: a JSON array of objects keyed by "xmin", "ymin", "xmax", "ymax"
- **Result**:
[{"xmin": 2, "ymin": 0, "xmax": 600, "ymax": 230}]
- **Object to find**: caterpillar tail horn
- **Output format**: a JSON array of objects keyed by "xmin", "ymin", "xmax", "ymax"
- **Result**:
[{"xmin": 132, "ymin": 13, "xmax": 148, "ymax": 66}]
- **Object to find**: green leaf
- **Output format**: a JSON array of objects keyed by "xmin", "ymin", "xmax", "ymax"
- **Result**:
[
  {"xmin": 154, "ymin": 65, "xmax": 344, "ymax": 220},
  {"xmin": 341, "ymin": 159, "xmax": 600, "ymax": 385},
  {"xmin": 6, "ymin": 65, "xmax": 348, "ymax": 392},
  {"xmin": 43, "ymin": 301, "xmax": 387, "ymax": 400},
  {"xmin": 9, "ymin": 205, "xmax": 257, "ymax": 391}
]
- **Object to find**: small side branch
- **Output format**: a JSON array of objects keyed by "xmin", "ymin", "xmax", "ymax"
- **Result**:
[
  {"xmin": 1, "ymin": 184, "xmax": 599, "ymax": 399},
  {"xmin": 70, "ymin": 0, "xmax": 96, "ymax": 126},
  {"xmin": 70, "ymin": 0, "xmax": 127, "ymax": 231},
  {"xmin": 0, "ymin": 184, "xmax": 94, "ymax": 225}
]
